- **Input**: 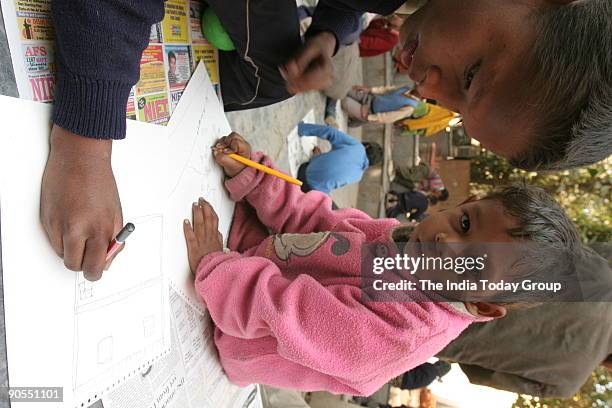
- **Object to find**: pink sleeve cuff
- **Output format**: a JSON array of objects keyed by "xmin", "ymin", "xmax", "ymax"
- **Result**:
[
  {"xmin": 194, "ymin": 250, "xmax": 241, "ymax": 283},
  {"xmin": 224, "ymin": 151, "xmax": 267, "ymax": 202}
]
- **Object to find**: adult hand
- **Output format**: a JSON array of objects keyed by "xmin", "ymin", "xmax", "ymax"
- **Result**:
[
  {"xmin": 281, "ymin": 31, "xmax": 336, "ymax": 94},
  {"xmin": 212, "ymin": 132, "xmax": 252, "ymax": 178},
  {"xmin": 41, "ymin": 125, "xmax": 123, "ymax": 281},
  {"xmin": 183, "ymin": 198, "xmax": 223, "ymax": 274}
]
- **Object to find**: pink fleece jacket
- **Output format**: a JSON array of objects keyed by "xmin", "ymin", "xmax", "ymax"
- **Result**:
[{"xmin": 194, "ymin": 152, "xmax": 480, "ymax": 396}]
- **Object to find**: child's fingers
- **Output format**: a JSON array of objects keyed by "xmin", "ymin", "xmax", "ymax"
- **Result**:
[
  {"xmin": 226, "ymin": 131, "xmax": 245, "ymax": 143},
  {"xmin": 192, "ymin": 202, "xmax": 205, "ymax": 238},
  {"xmin": 228, "ymin": 139, "xmax": 242, "ymax": 155},
  {"xmin": 212, "ymin": 136, "xmax": 229, "ymax": 152},
  {"xmin": 183, "ymin": 219, "xmax": 197, "ymax": 248},
  {"xmin": 199, "ymin": 198, "xmax": 219, "ymax": 232},
  {"xmin": 214, "ymin": 134, "xmax": 238, "ymax": 149}
]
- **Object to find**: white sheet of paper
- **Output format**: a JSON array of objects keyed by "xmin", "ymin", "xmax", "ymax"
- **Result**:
[
  {"xmin": 0, "ymin": 62, "xmax": 236, "ymax": 407},
  {"xmin": 0, "ymin": 96, "xmax": 169, "ymax": 407},
  {"xmin": 163, "ymin": 62, "xmax": 235, "ymax": 313},
  {"xmin": 100, "ymin": 285, "xmax": 257, "ymax": 408}
]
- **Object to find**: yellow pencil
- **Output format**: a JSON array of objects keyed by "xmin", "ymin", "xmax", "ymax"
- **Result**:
[{"xmin": 226, "ymin": 152, "xmax": 303, "ymax": 187}]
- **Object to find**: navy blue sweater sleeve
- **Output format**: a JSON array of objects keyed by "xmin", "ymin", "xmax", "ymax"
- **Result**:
[
  {"xmin": 51, "ymin": 0, "xmax": 165, "ymax": 140},
  {"xmin": 307, "ymin": 0, "xmax": 405, "ymax": 48}
]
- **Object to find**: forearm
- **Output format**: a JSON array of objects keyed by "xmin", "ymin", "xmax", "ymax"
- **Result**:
[
  {"xmin": 49, "ymin": 124, "xmax": 113, "ymax": 169},
  {"xmin": 307, "ymin": 1, "xmax": 359, "ymax": 51},
  {"xmin": 224, "ymin": 152, "xmax": 371, "ymax": 234},
  {"xmin": 52, "ymin": 0, "xmax": 165, "ymax": 139}
]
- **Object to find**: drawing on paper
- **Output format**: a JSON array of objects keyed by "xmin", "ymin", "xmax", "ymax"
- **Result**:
[
  {"xmin": 73, "ymin": 214, "xmax": 165, "ymax": 391},
  {"xmin": 162, "ymin": 62, "xmax": 236, "ymax": 314}
]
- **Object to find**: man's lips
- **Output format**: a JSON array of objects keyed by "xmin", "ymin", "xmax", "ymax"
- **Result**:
[{"xmin": 400, "ymin": 39, "xmax": 419, "ymax": 69}]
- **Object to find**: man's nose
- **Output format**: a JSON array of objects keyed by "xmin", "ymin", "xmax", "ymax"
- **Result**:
[
  {"xmin": 435, "ymin": 232, "xmax": 447, "ymax": 243},
  {"xmin": 415, "ymin": 66, "xmax": 456, "ymax": 108},
  {"xmin": 435, "ymin": 231, "xmax": 460, "ymax": 244}
]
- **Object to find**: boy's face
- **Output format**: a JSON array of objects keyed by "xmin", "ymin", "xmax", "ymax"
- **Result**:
[
  {"xmin": 399, "ymin": 0, "xmax": 542, "ymax": 158},
  {"xmin": 409, "ymin": 198, "xmax": 517, "ymax": 245},
  {"xmin": 409, "ymin": 198, "xmax": 524, "ymax": 302}
]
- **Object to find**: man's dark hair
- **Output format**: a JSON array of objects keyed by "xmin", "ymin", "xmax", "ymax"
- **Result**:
[
  {"xmin": 363, "ymin": 142, "xmax": 383, "ymax": 166},
  {"xmin": 168, "ymin": 51, "xmax": 176, "ymax": 61},
  {"xmin": 511, "ymin": 0, "xmax": 612, "ymax": 171}
]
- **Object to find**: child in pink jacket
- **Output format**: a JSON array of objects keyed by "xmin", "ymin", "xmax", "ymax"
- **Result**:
[{"xmin": 183, "ymin": 133, "xmax": 580, "ymax": 396}]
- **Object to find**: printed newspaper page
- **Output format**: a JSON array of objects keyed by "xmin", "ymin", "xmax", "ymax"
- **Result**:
[
  {"xmin": 0, "ymin": 0, "xmax": 221, "ymax": 125},
  {"xmin": 96, "ymin": 286, "xmax": 261, "ymax": 408}
]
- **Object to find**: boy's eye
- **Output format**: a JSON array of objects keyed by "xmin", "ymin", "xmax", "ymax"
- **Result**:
[
  {"xmin": 460, "ymin": 212, "xmax": 471, "ymax": 233},
  {"xmin": 464, "ymin": 61, "xmax": 482, "ymax": 90}
]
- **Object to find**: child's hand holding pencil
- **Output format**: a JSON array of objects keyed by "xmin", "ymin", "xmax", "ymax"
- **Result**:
[
  {"xmin": 212, "ymin": 132, "xmax": 253, "ymax": 178},
  {"xmin": 212, "ymin": 133, "xmax": 302, "ymax": 186}
]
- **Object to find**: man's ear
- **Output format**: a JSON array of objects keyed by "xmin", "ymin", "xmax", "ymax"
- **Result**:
[{"xmin": 465, "ymin": 302, "xmax": 507, "ymax": 319}]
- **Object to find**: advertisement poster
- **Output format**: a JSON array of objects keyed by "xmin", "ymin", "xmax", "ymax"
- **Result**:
[
  {"xmin": 136, "ymin": 44, "xmax": 168, "ymax": 96},
  {"xmin": 28, "ymin": 73, "xmax": 55, "ymax": 102},
  {"xmin": 126, "ymin": 91, "xmax": 137, "ymax": 120},
  {"xmin": 170, "ymin": 90, "xmax": 184, "ymax": 112},
  {"xmin": 165, "ymin": 45, "xmax": 192, "ymax": 91},
  {"xmin": 17, "ymin": 16, "xmax": 54, "ymax": 40},
  {"xmin": 162, "ymin": 0, "xmax": 189, "ymax": 44},
  {"xmin": 21, "ymin": 43, "xmax": 54, "ymax": 74},
  {"xmin": 193, "ymin": 44, "xmax": 219, "ymax": 85},
  {"xmin": 1, "ymin": 0, "xmax": 220, "ymax": 122},
  {"xmin": 137, "ymin": 93, "xmax": 170, "ymax": 125},
  {"xmin": 189, "ymin": 1, "xmax": 207, "ymax": 44},
  {"xmin": 14, "ymin": 0, "xmax": 51, "ymax": 16},
  {"xmin": 150, "ymin": 22, "xmax": 163, "ymax": 43}
]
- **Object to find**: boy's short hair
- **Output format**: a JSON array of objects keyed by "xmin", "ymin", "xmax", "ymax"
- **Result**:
[
  {"xmin": 363, "ymin": 142, "xmax": 384, "ymax": 166},
  {"xmin": 168, "ymin": 51, "xmax": 176, "ymax": 60},
  {"xmin": 511, "ymin": 0, "xmax": 612, "ymax": 171},
  {"xmin": 483, "ymin": 184, "xmax": 580, "ymax": 250},
  {"xmin": 483, "ymin": 184, "xmax": 583, "ymax": 306}
]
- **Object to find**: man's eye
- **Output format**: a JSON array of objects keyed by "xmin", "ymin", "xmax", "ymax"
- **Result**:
[
  {"xmin": 460, "ymin": 212, "xmax": 471, "ymax": 233},
  {"xmin": 464, "ymin": 61, "xmax": 481, "ymax": 90}
]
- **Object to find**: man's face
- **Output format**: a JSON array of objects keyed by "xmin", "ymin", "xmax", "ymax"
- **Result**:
[{"xmin": 399, "ymin": 0, "xmax": 541, "ymax": 158}]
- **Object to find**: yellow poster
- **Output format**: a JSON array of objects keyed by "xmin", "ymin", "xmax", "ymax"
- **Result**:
[
  {"xmin": 193, "ymin": 44, "xmax": 219, "ymax": 84},
  {"xmin": 136, "ymin": 44, "xmax": 167, "ymax": 96},
  {"xmin": 161, "ymin": 0, "xmax": 189, "ymax": 44}
]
